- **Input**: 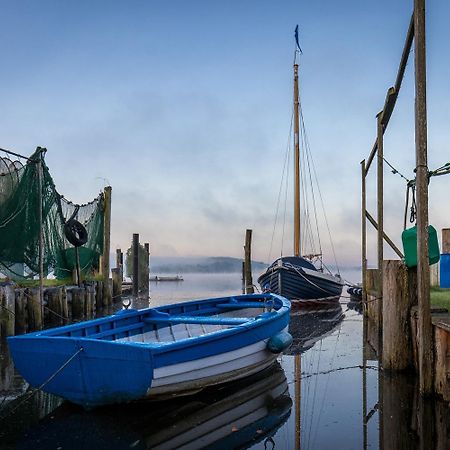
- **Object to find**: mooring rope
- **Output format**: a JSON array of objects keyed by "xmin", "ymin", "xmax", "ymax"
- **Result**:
[{"xmin": 0, "ymin": 346, "xmax": 84, "ymax": 421}]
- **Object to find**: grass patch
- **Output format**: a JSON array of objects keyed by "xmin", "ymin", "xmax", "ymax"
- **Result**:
[
  {"xmin": 0, "ymin": 275, "xmax": 105, "ymax": 288},
  {"xmin": 430, "ymin": 286, "xmax": 450, "ymax": 310}
]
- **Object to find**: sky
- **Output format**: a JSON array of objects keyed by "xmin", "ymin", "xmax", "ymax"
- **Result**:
[{"xmin": 1, "ymin": 0, "xmax": 450, "ymax": 269}]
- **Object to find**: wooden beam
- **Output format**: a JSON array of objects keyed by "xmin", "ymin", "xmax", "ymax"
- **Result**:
[
  {"xmin": 365, "ymin": 211, "xmax": 404, "ymax": 258},
  {"xmin": 365, "ymin": 13, "xmax": 415, "ymax": 175},
  {"xmin": 414, "ymin": 0, "xmax": 433, "ymax": 394}
]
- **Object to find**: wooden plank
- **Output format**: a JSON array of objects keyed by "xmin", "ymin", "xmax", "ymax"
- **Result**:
[
  {"xmin": 143, "ymin": 315, "xmax": 249, "ymax": 326},
  {"xmin": 365, "ymin": 211, "xmax": 404, "ymax": 258},
  {"xmin": 442, "ymin": 229, "xmax": 450, "ymax": 253}
]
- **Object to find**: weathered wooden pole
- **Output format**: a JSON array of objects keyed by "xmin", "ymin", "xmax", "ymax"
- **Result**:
[
  {"xmin": 101, "ymin": 186, "xmax": 112, "ymax": 280},
  {"xmin": 144, "ymin": 243, "xmax": 150, "ymax": 292},
  {"xmin": 361, "ymin": 159, "xmax": 367, "ymax": 314},
  {"xmin": 244, "ymin": 229, "xmax": 254, "ymax": 294},
  {"xmin": 46, "ymin": 287, "xmax": 64, "ymax": 327},
  {"xmin": 28, "ymin": 287, "xmax": 43, "ymax": 331},
  {"xmin": 382, "ymin": 261, "xmax": 414, "ymax": 371},
  {"xmin": 116, "ymin": 248, "xmax": 123, "ymax": 281},
  {"xmin": 112, "ymin": 268, "xmax": 121, "ymax": 299},
  {"xmin": 132, "ymin": 233, "xmax": 139, "ymax": 297},
  {"xmin": 37, "ymin": 148, "xmax": 45, "ymax": 315},
  {"xmin": 15, "ymin": 288, "xmax": 27, "ymax": 334},
  {"xmin": 414, "ymin": 0, "xmax": 433, "ymax": 394},
  {"xmin": 71, "ymin": 287, "xmax": 85, "ymax": 321},
  {"xmin": 0, "ymin": 284, "xmax": 15, "ymax": 337},
  {"xmin": 376, "ymin": 114, "xmax": 384, "ymax": 332},
  {"xmin": 242, "ymin": 261, "xmax": 245, "ymax": 294}
]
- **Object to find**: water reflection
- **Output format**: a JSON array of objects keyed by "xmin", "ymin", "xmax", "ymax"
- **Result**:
[
  {"xmin": 1, "ymin": 273, "xmax": 449, "ymax": 449},
  {"xmin": 286, "ymin": 302, "xmax": 344, "ymax": 355},
  {"xmin": 14, "ymin": 363, "xmax": 291, "ymax": 449}
]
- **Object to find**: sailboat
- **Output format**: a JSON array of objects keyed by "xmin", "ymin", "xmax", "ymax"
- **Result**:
[{"xmin": 258, "ymin": 32, "xmax": 343, "ymax": 303}]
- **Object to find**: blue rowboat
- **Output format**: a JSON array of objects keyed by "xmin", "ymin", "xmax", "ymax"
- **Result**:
[{"xmin": 8, "ymin": 293, "xmax": 292, "ymax": 409}]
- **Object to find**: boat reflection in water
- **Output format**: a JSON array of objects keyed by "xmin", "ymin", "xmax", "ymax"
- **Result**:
[
  {"xmin": 16, "ymin": 362, "xmax": 291, "ymax": 450},
  {"xmin": 285, "ymin": 300, "xmax": 345, "ymax": 355}
]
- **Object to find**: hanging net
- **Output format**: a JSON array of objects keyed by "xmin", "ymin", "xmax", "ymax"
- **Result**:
[{"xmin": 0, "ymin": 148, "xmax": 104, "ymax": 280}]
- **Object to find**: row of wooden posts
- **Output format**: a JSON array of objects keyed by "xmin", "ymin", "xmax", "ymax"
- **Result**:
[{"xmin": 0, "ymin": 280, "xmax": 116, "ymax": 338}]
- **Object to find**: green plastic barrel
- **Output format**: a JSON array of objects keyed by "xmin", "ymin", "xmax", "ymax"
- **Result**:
[{"xmin": 401, "ymin": 225, "xmax": 440, "ymax": 268}]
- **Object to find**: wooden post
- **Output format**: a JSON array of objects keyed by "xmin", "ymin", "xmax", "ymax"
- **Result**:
[
  {"xmin": 0, "ymin": 284, "xmax": 15, "ymax": 337},
  {"xmin": 414, "ymin": 0, "xmax": 433, "ymax": 394},
  {"xmin": 244, "ymin": 229, "xmax": 254, "ymax": 294},
  {"xmin": 15, "ymin": 288, "xmax": 27, "ymax": 334},
  {"xmin": 116, "ymin": 248, "xmax": 123, "ymax": 281},
  {"xmin": 47, "ymin": 287, "xmax": 64, "ymax": 327},
  {"xmin": 37, "ymin": 148, "xmax": 45, "ymax": 316},
  {"xmin": 28, "ymin": 287, "xmax": 43, "ymax": 331},
  {"xmin": 103, "ymin": 279, "xmax": 112, "ymax": 306},
  {"xmin": 132, "ymin": 233, "xmax": 139, "ymax": 297},
  {"xmin": 242, "ymin": 261, "xmax": 245, "ymax": 294},
  {"xmin": 101, "ymin": 186, "xmax": 112, "ymax": 280},
  {"xmin": 71, "ymin": 287, "xmax": 85, "ymax": 321},
  {"xmin": 382, "ymin": 261, "xmax": 414, "ymax": 371},
  {"xmin": 112, "ymin": 268, "xmax": 121, "ymax": 299},
  {"xmin": 361, "ymin": 159, "xmax": 367, "ymax": 314},
  {"xmin": 96, "ymin": 280, "xmax": 104, "ymax": 309},
  {"xmin": 376, "ymin": 113, "xmax": 384, "ymax": 327},
  {"xmin": 144, "ymin": 243, "xmax": 150, "ymax": 292}
]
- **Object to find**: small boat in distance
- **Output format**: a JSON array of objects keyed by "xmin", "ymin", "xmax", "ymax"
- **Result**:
[
  {"xmin": 150, "ymin": 274, "xmax": 184, "ymax": 282},
  {"xmin": 258, "ymin": 32, "xmax": 343, "ymax": 303},
  {"xmin": 8, "ymin": 293, "xmax": 292, "ymax": 409}
]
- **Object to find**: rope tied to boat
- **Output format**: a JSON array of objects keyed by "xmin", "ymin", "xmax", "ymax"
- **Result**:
[{"xmin": 0, "ymin": 346, "xmax": 84, "ymax": 421}]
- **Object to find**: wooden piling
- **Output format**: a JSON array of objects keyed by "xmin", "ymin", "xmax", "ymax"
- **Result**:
[
  {"xmin": 103, "ymin": 279, "xmax": 112, "ymax": 306},
  {"xmin": 244, "ymin": 229, "xmax": 254, "ymax": 294},
  {"xmin": 46, "ymin": 287, "xmax": 64, "ymax": 326},
  {"xmin": 144, "ymin": 243, "xmax": 150, "ymax": 292},
  {"xmin": 14, "ymin": 288, "xmax": 27, "ymax": 334},
  {"xmin": 112, "ymin": 268, "xmax": 122, "ymax": 299},
  {"xmin": 27, "ymin": 287, "xmax": 43, "ymax": 331},
  {"xmin": 382, "ymin": 260, "xmax": 414, "ymax": 371},
  {"xmin": 414, "ymin": 0, "xmax": 433, "ymax": 394},
  {"xmin": 0, "ymin": 284, "xmax": 15, "ymax": 337},
  {"xmin": 376, "ymin": 114, "xmax": 384, "ymax": 337},
  {"xmin": 101, "ymin": 186, "xmax": 112, "ymax": 281},
  {"xmin": 116, "ymin": 248, "xmax": 123, "ymax": 281},
  {"xmin": 132, "ymin": 233, "xmax": 139, "ymax": 297},
  {"xmin": 71, "ymin": 287, "xmax": 85, "ymax": 321},
  {"xmin": 96, "ymin": 280, "xmax": 104, "ymax": 309}
]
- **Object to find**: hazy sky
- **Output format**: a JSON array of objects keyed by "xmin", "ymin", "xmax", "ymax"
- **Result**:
[{"xmin": 1, "ymin": 1, "xmax": 450, "ymax": 268}]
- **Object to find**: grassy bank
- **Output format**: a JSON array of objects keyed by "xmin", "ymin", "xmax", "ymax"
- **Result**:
[{"xmin": 430, "ymin": 286, "xmax": 450, "ymax": 310}]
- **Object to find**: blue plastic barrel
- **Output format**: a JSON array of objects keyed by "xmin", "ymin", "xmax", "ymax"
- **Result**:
[{"xmin": 440, "ymin": 253, "xmax": 450, "ymax": 288}]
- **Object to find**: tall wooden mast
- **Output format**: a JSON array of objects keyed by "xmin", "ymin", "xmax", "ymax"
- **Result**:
[{"xmin": 293, "ymin": 63, "xmax": 301, "ymax": 257}]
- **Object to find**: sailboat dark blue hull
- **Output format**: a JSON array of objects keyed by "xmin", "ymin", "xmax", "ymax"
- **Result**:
[{"xmin": 258, "ymin": 257, "xmax": 343, "ymax": 302}]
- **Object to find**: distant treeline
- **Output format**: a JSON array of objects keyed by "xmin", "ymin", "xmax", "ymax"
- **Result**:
[{"xmin": 151, "ymin": 256, "xmax": 267, "ymax": 274}]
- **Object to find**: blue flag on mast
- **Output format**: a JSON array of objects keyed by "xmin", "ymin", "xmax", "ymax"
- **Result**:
[{"xmin": 294, "ymin": 25, "xmax": 303, "ymax": 53}]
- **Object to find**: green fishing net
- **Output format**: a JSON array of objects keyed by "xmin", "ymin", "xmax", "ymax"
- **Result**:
[{"xmin": 0, "ymin": 148, "xmax": 104, "ymax": 279}]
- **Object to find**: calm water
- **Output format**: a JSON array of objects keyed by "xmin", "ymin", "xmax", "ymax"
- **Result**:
[{"xmin": 0, "ymin": 272, "xmax": 448, "ymax": 449}]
